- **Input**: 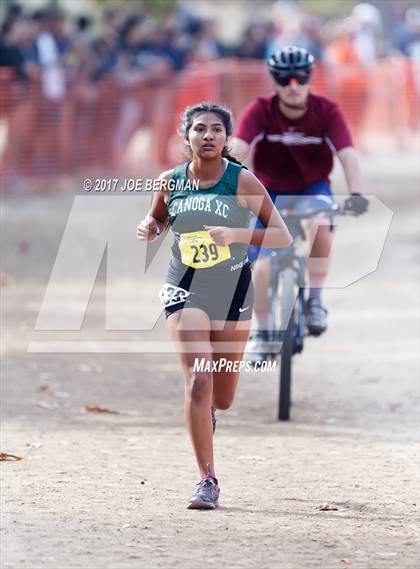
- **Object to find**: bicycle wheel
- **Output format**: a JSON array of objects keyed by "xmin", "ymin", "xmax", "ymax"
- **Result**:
[{"xmin": 278, "ymin": 267, "xmax": 298, "ymax": 421}]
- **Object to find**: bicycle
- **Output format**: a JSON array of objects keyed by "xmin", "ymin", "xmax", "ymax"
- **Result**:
[{"xmin": 249, "ymin": 200, "xmax": 358, "ymax": 421}]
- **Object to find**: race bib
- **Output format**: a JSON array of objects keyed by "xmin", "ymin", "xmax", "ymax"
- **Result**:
[{"xmin": 179, "ymin": 230, "xmax": 231, "ymax": 269}]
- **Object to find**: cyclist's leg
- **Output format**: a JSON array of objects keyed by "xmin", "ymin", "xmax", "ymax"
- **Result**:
[
  {"xmin": 249, "ymin": 192, "xmax": 292, "ymax": 334},
  {"xmin": 292, "ymin": 182, "xmax": 333, "ymax": 334},
  {"xmin": 295, "ymin": 182, "xmax": 334, "ymax": 304}
]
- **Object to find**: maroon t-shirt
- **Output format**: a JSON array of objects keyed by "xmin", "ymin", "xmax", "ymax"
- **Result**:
[{"xmin": 234, "ymin": 93, "xmax": 353, "ymax": 193}]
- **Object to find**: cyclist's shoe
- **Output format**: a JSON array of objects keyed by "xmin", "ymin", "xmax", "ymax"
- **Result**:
[
  {"xmin": 247, "ymin": 329, "xmax": 269, "ymax": 363},
  {"xmin": 306, "ymin": 299, "xmax": 328, "ymax": 336},
  {"xmin": 187, "ymin": 464, "xmax": 220, "ymax": 510},
  {"xmin": 211, "ymin": 405, "xmax": 217, "ymax": 434}
]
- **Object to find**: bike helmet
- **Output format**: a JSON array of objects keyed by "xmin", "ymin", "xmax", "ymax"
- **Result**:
[{"xmin": 267, "ymin": 46, "xmax": 315, "ymax": 79}]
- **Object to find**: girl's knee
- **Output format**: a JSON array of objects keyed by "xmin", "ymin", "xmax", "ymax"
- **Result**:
[
  {"xmin": 186, "ymin": 370, "xmax": 213, "ymax": 406},
  {"xmin": 212, "ymin": 370, "xmax": 240, "ymax": 410},
  {"xmin": 213, "ymin": 397, "xmax": 233, "ymax": 411}
]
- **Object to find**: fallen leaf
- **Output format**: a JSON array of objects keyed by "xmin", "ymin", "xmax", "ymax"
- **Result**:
[
  {"xmin": 316, "ymin": 503, "xmax": 338, "ymax": 511},
  {"xmin": 0, "ymin": 452, "xmax": 23, "ymax": 461},
  {"xmin": 83, "ymin": 404, "xmax": 120, "ymax": 414},
  {"xmin": 37, "ymin": 383, "xmax": 69, "ymax": 399}
]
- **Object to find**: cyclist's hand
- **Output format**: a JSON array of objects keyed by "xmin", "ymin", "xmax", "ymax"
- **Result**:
[
  {"xmin": 136, "ymin": 215, "xmax": 161, "ymax": 241},
  {"xmin": 203, "ymin": 225, "xmax": 235, "ymax": 245},
  {"xmin": 344, "ymin": 192, "xmax": 369, "ymax": 214}
]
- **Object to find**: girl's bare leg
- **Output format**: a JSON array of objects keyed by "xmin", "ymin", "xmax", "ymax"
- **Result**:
[
  {"xmin": 167, "ymin": 308, "xmax": 215, "ymax": 479},
  {"xmin": 210, "ymin": 320, "xmax": 252, "ymax": 410}
]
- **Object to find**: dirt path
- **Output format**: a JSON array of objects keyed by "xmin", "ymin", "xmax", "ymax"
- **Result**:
[{"xmin": 1, "ymin": 155, "xmax": 419, "ymax": 569}]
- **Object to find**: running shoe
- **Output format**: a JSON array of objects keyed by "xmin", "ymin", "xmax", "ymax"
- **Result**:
[
  {"xmin": 211, "ymin": 405, "xmax": 217, "ymax": 434},
  {"xmin": 187, "ymin": 464, "xmax": 220, "ymax": 510},
  {"xmin": 306, "ymin": 299, "xmax": 328, "ymax": 336},
  {"xmin": 247, "ymin": 329, "xmax": 269, "ymax": 363}
]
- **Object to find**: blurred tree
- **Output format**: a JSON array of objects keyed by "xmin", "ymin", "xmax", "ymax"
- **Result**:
[{"xmin": 90, "ymin": 0, "xmax": 177, "ymax": 20}]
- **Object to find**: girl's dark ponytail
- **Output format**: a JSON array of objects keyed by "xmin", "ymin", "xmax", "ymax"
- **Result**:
[{"xmin": 221, "ymin": 146, "xmax": 246, "ymax": 168}]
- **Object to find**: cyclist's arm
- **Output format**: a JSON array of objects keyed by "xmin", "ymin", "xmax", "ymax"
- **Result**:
[
  {"xmin": 234, "ymin": 169, "xmax": 292, "ymax": 248},
  {"xmin": 324, "ymin": 101, "xmax": 363, "ymax": 195},
  {"xmin": 337, "ymin": 146, "xmax": 363, "ymax": 195}
]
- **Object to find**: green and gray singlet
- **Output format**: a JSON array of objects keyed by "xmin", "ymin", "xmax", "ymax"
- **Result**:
[{"xmin": 167, "ymin": 160, "xmax": 251, "ymax": 270}]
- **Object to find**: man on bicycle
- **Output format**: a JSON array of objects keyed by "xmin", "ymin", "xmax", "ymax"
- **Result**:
[{"xmin": 231, "ymin": 45, "xmax": 368, "ymax": 358}]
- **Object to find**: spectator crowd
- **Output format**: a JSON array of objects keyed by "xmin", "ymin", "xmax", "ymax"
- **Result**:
[
  {"xmin": 0, "ymin": 1, "xmax": 418, "ymax": 181},
  {"xmin": 1, "ymin": 0, "xmax": 419, "ymax": 99}
]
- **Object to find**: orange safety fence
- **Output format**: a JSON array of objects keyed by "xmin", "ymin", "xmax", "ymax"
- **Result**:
[{"xmin": 0, "ymin": 58, "xmax": 418, "ymax": 185}]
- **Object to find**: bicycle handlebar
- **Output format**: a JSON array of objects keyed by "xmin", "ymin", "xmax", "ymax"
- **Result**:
[{"xmin": 279, "ymin": 204, "xmax": 360, "ymax": 220}]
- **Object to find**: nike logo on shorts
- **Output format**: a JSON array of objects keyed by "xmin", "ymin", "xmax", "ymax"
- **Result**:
[{"xmin": 238, "ymin": 306, "xmax": 250, "ymax": 313}]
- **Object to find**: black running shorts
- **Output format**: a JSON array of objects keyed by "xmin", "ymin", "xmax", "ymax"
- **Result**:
[{"xmin": 160, "ymin": 257, "xmax": 254, "ymax": 321}]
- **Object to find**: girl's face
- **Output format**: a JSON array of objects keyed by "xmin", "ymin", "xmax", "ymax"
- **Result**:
[{"xmin": 187, "ymin": 112, "xmax": 228, "ymax": 159}]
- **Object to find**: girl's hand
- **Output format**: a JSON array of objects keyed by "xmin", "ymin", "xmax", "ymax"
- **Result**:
[
  {"xmin": 203, "ymin": 225, "xmax": 236, "ymax": 246},
  {"xmin": 136, "ymin": 215, "xmax": 161, "ymax": 241}
]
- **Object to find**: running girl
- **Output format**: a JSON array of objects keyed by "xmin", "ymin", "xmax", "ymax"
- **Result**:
[{"xmin": 137, "ymin": 102, "xmax": 291, "ymax": 509}]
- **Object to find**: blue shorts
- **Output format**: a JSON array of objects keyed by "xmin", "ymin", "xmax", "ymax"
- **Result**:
[{"xmin": 248, "ymin": 180, "xmax": 334, "ymax": 262}]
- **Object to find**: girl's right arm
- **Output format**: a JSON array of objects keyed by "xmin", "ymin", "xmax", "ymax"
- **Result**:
[{"xmin": 136, "ymin": 170, "xmax": 173, "ymax": 241}]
